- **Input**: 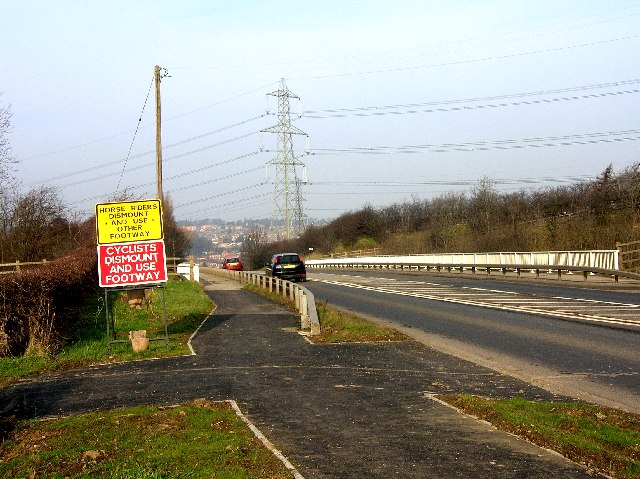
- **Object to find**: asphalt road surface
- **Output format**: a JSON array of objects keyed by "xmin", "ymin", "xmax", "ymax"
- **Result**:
[{"xmin": 305, "ymin": 270, "xmax": 640, "ymax": 413}]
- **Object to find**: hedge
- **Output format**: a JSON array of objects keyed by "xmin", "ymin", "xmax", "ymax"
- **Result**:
[{"xmin": 0, "ymin": 247, "xmax": 98, "ymax": 357}]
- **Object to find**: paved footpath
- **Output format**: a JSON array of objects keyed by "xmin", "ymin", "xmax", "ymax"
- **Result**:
[{"xmin": 0, "ymin": 277, "xmax": 603, "ymax": 478}]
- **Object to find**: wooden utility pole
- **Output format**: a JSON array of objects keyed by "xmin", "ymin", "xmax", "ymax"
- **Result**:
[{"xmin": 154, "ymin": 65, "xmax": 163, "ymax": 201}]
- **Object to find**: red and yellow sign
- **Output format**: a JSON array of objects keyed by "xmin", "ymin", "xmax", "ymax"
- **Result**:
[
  {"xmin": 97, "ymin": 240, "xmax": 167, "ymax": 287},
  {"xmin": 95, "ymin": 199, "xmax": 166, "ymax": 288}
]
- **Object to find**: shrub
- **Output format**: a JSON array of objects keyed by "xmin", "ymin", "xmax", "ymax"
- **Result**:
[{"xmin": 0, "ymin": 247, "xmax": 98, "ymax": 357}]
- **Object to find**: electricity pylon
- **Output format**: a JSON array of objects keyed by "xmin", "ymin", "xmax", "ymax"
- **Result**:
[{"xmin": 261, "ymin": 79, "xmax": 308, "ymax": 240}]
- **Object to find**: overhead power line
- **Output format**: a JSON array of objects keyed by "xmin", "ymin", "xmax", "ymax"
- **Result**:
[
  {"xmin": 303, "ymin": 79, "xmax": 640, "ymax": 118},
  {"xmin": 31, "ymin": 76, "xmax": 637, "ymax": 187},
  {"xmin": 27, "ymin": 116, "xmax": 264, "ymax": 186},
  {"xmin": 175, "ymin": 183, "xmax": 266, "ymax": 209},
  {"xmin": 306, "ymin": 89, "xmax": 640, "ymax": 119},
  {"xmin": 162, "ymin": 4, "xmax": 639, "ymax": 74},
  {"xmin": 305, "ymin": 79, "xmax": 640, "ymax": 114},
  {"xmin": 52, "ymin": 134, "xmax": 258, "ymax": 189},
  {"xmin": 179, "ymin": 192, "xmax": 273, "ymax": 221},
  {"xmin": 116, "ymin": 75, "xmax": 155, "ymax": 194},
  {"xmin": 293, "ymin": 34, "xmax": 640, "ymax": 80},
  {"xmin": 115, "ymin": 166, "xmax": 264, "ymax": 197},
  {"xmin": 307, "ymin": 129, "xmax": 640, "ymax": 155},
  {"xmin": 69, "ymin": 151, "xmax": 260, "ymax": 205},
  {"xmin": 305, "ymin": 175, "xmax": 594, "ymax": 188}
]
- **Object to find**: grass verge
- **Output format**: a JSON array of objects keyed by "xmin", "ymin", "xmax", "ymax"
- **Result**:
[
  {"xmin": 0, "ymin": 279, "xmax": 213, "ymax": 387},
  {"xmin": 243, "ymin": 284, "xmax": 408, "ymax": 343},
  {"xmin": 437, "ymin": 394, "xmax": 640, "ymax": 478},
  {"xmin": 243, "ymin": 284, "xmax": 293, "ymax": 309},
  {"xmin": 0, "ymin": 399, "xmax": 294, "ymax": 479},
  {"xmin": 312, "ymin": 302, "xmax": 408, "ymax": 343}
]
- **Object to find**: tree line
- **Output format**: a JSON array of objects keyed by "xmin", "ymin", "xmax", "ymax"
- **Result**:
[{"xmin": 243, "ymin": 163, "xmax": 640, "ymax": 268}]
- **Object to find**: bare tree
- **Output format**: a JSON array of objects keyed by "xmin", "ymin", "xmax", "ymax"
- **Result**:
[
  {"xmin": 469, "ymin": 176, "xmax": 499, "ymax": 236},
  {"xmin": 162, "ymin": 195, "xmax": 190, "ymax": 258},
  {"xmin": 241, "ymin": 224, "xmax": 268, "ymax": 269},
  {"xmin": 618, "ymin": 161, "xmax": 640, "ymax": 213},
  {"xmin": 0, "ymin": 94, "xmax": 16, "ymax": 182},
  {"xmin": 5, "ymin": 186, "xmax": 72, "ymax": 261},
  {"xmin": 588, "ymin": 164, "xmax": 616, "ymax": 222},
  {"xmin": 0, "ymin": 94, "xmax": 19, "ymax": 262}
]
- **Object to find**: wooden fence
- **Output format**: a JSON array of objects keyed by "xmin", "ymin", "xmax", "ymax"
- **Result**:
[
  {"xmin": 0, "ymin": 259, "xmax": 48, "ymax": 274},
  {"xmin": 617, "ymin": 240, "xmax": 640, "ymax": 272},
  {"xmin": 0, "ymin": 256, "xmax": 199, "ymax": 282},
  {"xmin": 326, "ymin": 248, "xmax": 380, "ymax": 258},
  {"xmin": 166, "ymin": 256, "xmax": 197, "ymax": 281}
]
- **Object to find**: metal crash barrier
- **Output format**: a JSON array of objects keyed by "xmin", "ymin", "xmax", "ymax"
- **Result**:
[{"xmin": 306, "ymin": 258, "xmax": 640, "ymax": 283}]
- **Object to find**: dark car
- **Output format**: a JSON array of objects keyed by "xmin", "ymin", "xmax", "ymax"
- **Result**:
[
  {"xmin": 222, "ymin": 257, "xmax": 243, "ymax": 271},
  {"xmin": 266, "ymin": 253, "xmax": 306, "ymax": 281}
]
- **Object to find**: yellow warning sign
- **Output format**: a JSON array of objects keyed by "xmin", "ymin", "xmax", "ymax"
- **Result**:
[{"xmin": 95, "ymin": 199, "xmax": 163, "ymax": 244}]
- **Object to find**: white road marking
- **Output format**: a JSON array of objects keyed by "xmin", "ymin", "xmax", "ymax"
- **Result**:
[{"xmin": 310, "ymin": 274, "xmax": 640, "ymax": 329}]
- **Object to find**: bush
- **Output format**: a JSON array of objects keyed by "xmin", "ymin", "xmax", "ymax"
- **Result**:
[{"xmin": 0, "ymin": 247, "xmax": 98, "ymax": 357}]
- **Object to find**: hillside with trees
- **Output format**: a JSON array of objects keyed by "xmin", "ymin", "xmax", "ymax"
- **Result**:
[{"xmin": 244, "ymin": 163, "xmax": 640, "ymax": 268}]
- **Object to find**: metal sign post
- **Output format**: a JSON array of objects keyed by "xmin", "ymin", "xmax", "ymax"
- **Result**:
[{"xmin": 105, "ymin": 284, "xmax": 169, "ymax": 354}]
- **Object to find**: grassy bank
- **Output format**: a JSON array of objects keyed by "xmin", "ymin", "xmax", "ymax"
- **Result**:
[
  {"xmin": 0, "ymin": 280, "xmax": 213, "ymax": 386},
  {"xmin": 438, "ymin": 395, "xmax": 640, "ymax": 478},
  {"xmin": 243, "ymin": 284, "xmax": 408, "ymax": 343},
  {"xmin": 0, "ymin": 400, "xmax": 294, "ymax": 479},
  {"xmin": 312, "ymin": 302, "xmax": 408, "ymax": 343}
]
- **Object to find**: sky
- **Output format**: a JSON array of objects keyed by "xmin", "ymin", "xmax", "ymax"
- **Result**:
[{"xmin": 1, "ymin": 1, "xmax": 639, "ymax": 224}]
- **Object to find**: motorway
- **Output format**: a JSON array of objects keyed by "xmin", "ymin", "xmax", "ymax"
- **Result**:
[{"xmin": 304, "ymin": 270, "xmax": 640, "ymax": 413}]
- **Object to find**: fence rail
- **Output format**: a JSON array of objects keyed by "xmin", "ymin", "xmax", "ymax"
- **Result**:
[
  {"xmin": 307, "ymin": 258, "xmax": 640, "ymax": 283},
  {"xmin": 0, "ymin": 257, "xmax": 200, "ymax": 282},
  {"xmin": 617, "ymin": 240, "xmax": 640, "ymax": 271},
  {"xmin": 324, "ymin": 248, "xmax": 380, "ymax": 258},
  {"xmin": 0, "ymin": 259, "xmax": 48, "ymax": 274},
  {"xmin": 206, "ymin": 268, "xmax": 320, "ymax": 335},
  {"xmin": 312, "ymin": 250, "xmax": 619, "ymax": 270},
  {"xmin": 166, "ymin": 256, "xmax": 199, "ymax": 282}
]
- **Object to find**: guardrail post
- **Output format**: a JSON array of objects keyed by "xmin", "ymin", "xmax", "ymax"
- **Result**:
[
  {"xmin": 300, "ymin": 292, "xmax": 310, "ymax": 329},
  {"xmin": 295, "ymin": 286, "xmax": 301, "ymax": 311}
]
